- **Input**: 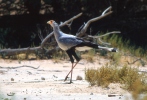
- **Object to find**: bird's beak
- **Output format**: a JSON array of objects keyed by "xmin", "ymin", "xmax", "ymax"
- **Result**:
[{"xmin": 47, "ymin": 20, "xmax": 54, "ymax": 27}]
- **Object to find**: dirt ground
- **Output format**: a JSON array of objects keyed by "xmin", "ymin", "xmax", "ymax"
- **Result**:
[{"xmin": 0, "ymin": 58, "xmax": 146, "ymax": 100}]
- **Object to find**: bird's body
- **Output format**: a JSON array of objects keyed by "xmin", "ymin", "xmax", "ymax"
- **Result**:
[
  {"xmin": 57, "ymin": 36, "xmax": 82, "ymax": 51},
  {"xmin": 50, "ymin": 20, "xmax": 97, "ymax": 51},
  {"xmin": 47, "ymin": 20, "xmax": 117, "ymax": 83}
]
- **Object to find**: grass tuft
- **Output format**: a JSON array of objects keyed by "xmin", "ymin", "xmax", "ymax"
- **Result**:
[
  {"xmin": 102, "ymin": 34, "xmax": 147, "ymax": 58},
  {"xmin": 85, "ymin": 63, "xmax": 147, "ymax": 93},
  {"xmin": 82, "ymin": 49, "xmax": 96, "ymax": 63}
]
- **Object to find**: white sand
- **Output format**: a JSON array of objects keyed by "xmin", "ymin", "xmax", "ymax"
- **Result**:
[{"xmin": 0, "ymin": 59, "xmax": 146, "ymax": 100}]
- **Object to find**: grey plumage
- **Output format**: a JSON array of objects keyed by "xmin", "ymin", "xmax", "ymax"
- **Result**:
[
  {"xmin": 48, "ymin": 20, "xmax": 117, "ymax": 52},
  {"xmin": 48, "ymin": 20, "xmax": 89, "ymax": 51},
  {"xmin": 47, "ymin": 20, "xmax": 117, "ymax": 83}
]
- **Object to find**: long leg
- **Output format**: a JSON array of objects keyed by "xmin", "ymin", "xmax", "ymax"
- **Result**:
[
  {"xmin": 69, "ymin": 50, "xmax": 80, "ymax": 83},
  {"xmin": 70, "ymin": 63, "xmax": 74, "ymax": 83},
  {"xmin": 65, "ymin": 49, "xmax": 80, "ymax": 82},
  {"xmin": 64, "ymin": 61, "xmax": 79, "ymax": 82},
  {"xmin": 65, "ymin": 49, "xmax": 74, "ymax": 82}
]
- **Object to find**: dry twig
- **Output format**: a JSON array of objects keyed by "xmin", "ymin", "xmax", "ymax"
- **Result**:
[
  {"xmin": 0, "ymin": 65, "xmax": 40, "ymax": 69},
  {"xmin": 0, "ymin": 6, "xmax": 117, "ymax": 57},
  {"xmin": 88, "ymin": 31, "xmax": 121, "ymax": 45},
  {"xmin": 76, "ymin": 6, "xmax": 113, "ymax": 37}
]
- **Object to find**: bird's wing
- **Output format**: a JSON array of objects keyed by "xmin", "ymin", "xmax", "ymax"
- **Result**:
[{"xmin": 57, "ymin": 36, "xmax": 83, "ymax": 50}]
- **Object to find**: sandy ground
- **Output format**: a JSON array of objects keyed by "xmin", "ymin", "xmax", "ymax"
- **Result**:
[{"xmin": 0, "ymin": 59, "xmax": 146, "ymax": 100}]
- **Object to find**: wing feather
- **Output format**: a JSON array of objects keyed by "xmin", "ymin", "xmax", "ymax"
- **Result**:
[{"xmin": 57, "ymin": 35, "xmax": 83, "ymax": 50}]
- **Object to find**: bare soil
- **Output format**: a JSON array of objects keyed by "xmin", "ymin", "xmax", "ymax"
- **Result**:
[{"xmin": 0, "ymin": 59, "xmax": 146, "ymax": 100}]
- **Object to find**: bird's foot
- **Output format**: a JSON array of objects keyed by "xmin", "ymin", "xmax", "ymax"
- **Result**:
[
  {"xmin": 64, "ymin": 76, "xmax": 69, "ymax": 81},
  {"xmin": 69, "ymin": 80, "xmax": 73, "ymax": 84},
  {"xmin": 66, "ymin": 81, "xmax": 73, "ymax": 84}
]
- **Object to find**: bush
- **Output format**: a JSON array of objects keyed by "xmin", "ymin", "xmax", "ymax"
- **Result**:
[
  {"xmin": 85, "ymin": 64, "xmax": 147, "ymax": 93},
  {"xmin": 85, "ymin": 63, "xmax": 119, "ymax": 87}
]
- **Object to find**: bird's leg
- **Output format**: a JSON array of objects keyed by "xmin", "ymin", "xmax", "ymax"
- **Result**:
[
  {"xmin": 65, "ymin": 49, "xmax": 80, "ymax": 82},
  {"xmin": 64, "ymin": 61, "xmax": 79, "ymax": 82},
  {"xmin": 70, "ymin": 63, "xmax": 74, "ymax": 83}
]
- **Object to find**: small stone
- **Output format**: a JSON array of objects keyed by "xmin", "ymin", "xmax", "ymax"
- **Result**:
[
  {"xmin": 108, "ymin": 94, "xmax": 116, "ymax": 97},
  {"xmin": 76, "ymin": 75, "xmax": 83, "ymax": 80},
  {"xmin": 41, "ymin": 77, "xmax": 45, "ymax": 80},
  {"xmin": 11, "ymin": 78, "xmax": 14, "ymax": 81},
  {"xmin": 90, "ymin": 93, "xmax": 93, "ymax": 95},
  {"xmin": 7, "ymin": 92, "xmax": 15, "ymax": 96}
]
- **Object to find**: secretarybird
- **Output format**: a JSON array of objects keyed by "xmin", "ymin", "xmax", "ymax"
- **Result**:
[{"xmin": 47, "ymin": 20, "xmax": 117, "ymax": 83}]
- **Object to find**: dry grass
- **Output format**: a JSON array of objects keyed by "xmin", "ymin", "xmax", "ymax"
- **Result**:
[
  {"xmin": 52, "ymin": 50, "xmax": 64, "ymax": 63},
  {"xmin": 85, "ymin": 63, "xmax": 118, "ymax": 87},
  {"xmin": 81, "ymin": 49, "xmax": 96, "ymax": 63},
  {"xmin": 109, "ymin": 52, "xmax": 121, "ymax": 65},
  {"xmin": 85, "ymin": 63, "xmax": 147, "ymax": 94},
  {"xmin": 103, "ymin": 34, "xmax": 147, "ymax": 58}
]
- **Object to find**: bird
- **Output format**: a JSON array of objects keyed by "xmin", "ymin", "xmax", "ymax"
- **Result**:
[{"xmin": 47, "ymin": 20, "xmax": 117, "ymax": 83}]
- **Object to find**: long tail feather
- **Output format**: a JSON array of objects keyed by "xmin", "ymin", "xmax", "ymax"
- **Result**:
[{"xmin": 98, "ymin": 46, "xmax": 118, "ymax": 52}]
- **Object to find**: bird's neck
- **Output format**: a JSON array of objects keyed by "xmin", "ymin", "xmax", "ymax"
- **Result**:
[{"xmin": 53, "ymin": 25, "xmax": 62, "ymax": 39}]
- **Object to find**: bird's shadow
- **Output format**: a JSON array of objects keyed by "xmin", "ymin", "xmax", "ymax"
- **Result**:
[
  {"xmin": 54, "ymin": 79, "xmax": 76, "ymax": 84},
  {"xmin": 62, "ymin": 81, "xmax": 74, "ymax": 84}
]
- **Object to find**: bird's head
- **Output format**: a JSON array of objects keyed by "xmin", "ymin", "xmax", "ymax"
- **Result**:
[{"xmin": 47, "ymin": 20, "xmax": 55, "ymax": 27}]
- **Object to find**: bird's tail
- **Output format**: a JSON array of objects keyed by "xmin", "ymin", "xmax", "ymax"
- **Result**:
[
  {"xmin": 88, "ymin": 43, "xmax": 118, "ymax": 52},
  {"xmin": 98, "ymin": 46, "xmax": 118, "ymax": 52},
  {"xmin": 75, "ymin": 41, "xmax": 118, "ymax": 52},
  {"xmin": 75, "ymin": 41, "xmax": 98, "ymax": 51}
]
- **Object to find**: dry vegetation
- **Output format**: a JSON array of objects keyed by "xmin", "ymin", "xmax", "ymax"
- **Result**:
[
  {"xmin": 0, "ymin": 33, "xmax": 147, "ymax": 100},
  {"xmin": 85, "ymin": 65, "xmax": 147, "ymax": 100},
  {"xmin": 85, "ymin": 64, "xmax": 147, "ymax": 90},
  {"xmin": 84, "ymin": 34, "xmax": 147, "ymax": 100}
]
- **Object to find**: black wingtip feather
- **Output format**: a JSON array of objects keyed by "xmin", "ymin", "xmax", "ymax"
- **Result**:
[{"xmin": 111, "ymin": 48, "xmax": 118, "ymax": 52}]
